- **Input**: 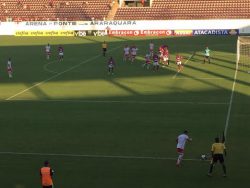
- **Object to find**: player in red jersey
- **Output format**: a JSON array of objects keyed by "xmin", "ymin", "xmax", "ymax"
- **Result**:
[
  {"xmin": 142, "ymin": 53, "xmax": 151, "ymax": 70},
  {"xmin": 152, "ymin": 53, "xmax": 160, "ymax": 71},
  {"xmin": 7, "ymin": 58, "xmax": 13, "ymax": 78},
  {"xmin": 58, "ymin": 45, "xmax": 64, "ymax": 61},
  {"xmin": 176, "ymin": 54, "xmax": 183, "ymax": 72},
  {"xmin": 159, "ymin": 45, "xmax": 166, "ymax": 64},
  {"xmin": 162, "ymin": 46, "xmax": 170, "ymax": 66},
  {"xmin": 107, "ymin": 56, "xmax": 115, "ymax": 75}
]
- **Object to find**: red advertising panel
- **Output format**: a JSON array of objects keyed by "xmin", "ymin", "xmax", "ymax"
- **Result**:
[{"xmin": 108, "ymin": 30, "xmax": 172, "ymax": 36}]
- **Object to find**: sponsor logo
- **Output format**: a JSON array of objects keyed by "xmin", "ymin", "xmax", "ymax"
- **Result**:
[
  {"xmin": 74, "ymin": 30, "xmax": 87, "ymax": 37},
  {"xmin": 15, "ymin": 30, "xmax": 74, "ymax": 36},
  {"xmin": 193, "ymin": 29, "xmax": 238, "ymax": 35},
  {"xmin": 229, "ymin": 29, "xmax": 238, "ymax": 35},
  {"xmin": 74, "ymin": 30, "xmax": 107, "ymax": 37},
  {"xmin": 108, "ymin": 30, "xmax": 172, "ymax": 36},
  {"xmin": 174, "ymin": 30, "xmax": 193, "ymax": 36}
]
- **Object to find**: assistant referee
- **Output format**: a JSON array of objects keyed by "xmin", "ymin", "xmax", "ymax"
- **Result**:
[{"xmin": 207, "ymin": 137, "xmax": 227, "ymax": 177}]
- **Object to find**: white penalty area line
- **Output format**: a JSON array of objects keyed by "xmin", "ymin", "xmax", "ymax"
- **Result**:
[
  {"xmin": 172, "ymin": 52, "xmax": 195, "ymax": 79},
  {"xmin": 6, "ymin": 46, "xmax": 122, "ymax": 101},
  {"xmin": 43, "ymin": 60, "xmax": 59, "ymax": 74},
  {"xmin": 7, "ymin": 99, "xmax": 229, "ymax": 105},
  {"xmin": 0, "ymin": 151, "xmax": 202, "ymax": 162}
]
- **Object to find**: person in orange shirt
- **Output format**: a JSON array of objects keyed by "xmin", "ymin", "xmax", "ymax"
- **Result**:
[{"xmin": 40, "ymin": 160, "xmax": 54, "ymax": 188}]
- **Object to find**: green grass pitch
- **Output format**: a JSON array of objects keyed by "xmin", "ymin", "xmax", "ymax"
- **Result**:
[{"xmin": 0, "ymin": 35, "xmax": 249, "ymax": 188}]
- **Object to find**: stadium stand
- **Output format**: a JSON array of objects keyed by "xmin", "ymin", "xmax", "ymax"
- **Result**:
[
  {"xmin": 114, "ymin": 0, "xmax": 250, "ymax": 20},
  {"xmin": 1, "ymin": 0, "xmax": 250, "ymax": 21},
  {"xmin": 0, "ymin": 0, "xmax": 112, "ymax": 21}
]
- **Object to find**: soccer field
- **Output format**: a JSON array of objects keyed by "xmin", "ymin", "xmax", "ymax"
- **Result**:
[{"xmin": 0, "ymin": 35, "xmax": 249, "ymax": 188}]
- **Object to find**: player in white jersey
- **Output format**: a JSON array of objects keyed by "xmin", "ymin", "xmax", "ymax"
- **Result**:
[
  {"xmin": 130, "ymin": 46, "xmax": 138, "ymax": 63},
  {"xmin": 176, "ymin": 130, "xmax": 192, "ymax": 167},
  {"xmin": 149, "ymin": 41, "xmax": 154, "ymax": 57},
  {"xmin": 7, "ymin": 58, "xmax": 13, "ymax": 78},
  {"xmin": 123, "ymin": 45, "xmax": 130, "ymax": 62},
  {"xmin": 45, "ymin": 43, "xmax": 51, "ymax": 60}
]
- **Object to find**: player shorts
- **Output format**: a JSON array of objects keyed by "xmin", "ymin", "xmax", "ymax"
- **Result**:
[
  {"xmin": 103, "ymin": 48, "xmax": 107, "ymax": 52},
  {"xmin": 177, "ymin": 61, "xmax": 182, "ymax": 65},
  {"xmin": 153, "ymin": 61, "xmax": 159, "ymax": 66},
  {"xmin": 146, "ymin": 61, "xmax": 150, "ymax": 64},
  {"xmin": 212, "ymin": 154, "xmax": 224, "ymax": 163},
  {"xmin": 108, "ymin": 65, "xmax": 114, "ymax": 68},
  {"xmin": 163, "ymin": 56, "xmax": 169, "ymax": 61},
  {"xmin": 205, "ymin": 55, "xmax": 210, "ymax": 59},
  {"xmin": 59, "ymin": 52, "xmax": 64, "ymax": 56},
  {"xmin": 177, "ymin": 148, "xmax": 184, "ymax": 154},
  {"xmin": 46, "ymin": 51, "xmax": 51, "ymax": 55},
  {"xmin": 43, "ymin": 186, "xmax": 53, "ymax": 188}
]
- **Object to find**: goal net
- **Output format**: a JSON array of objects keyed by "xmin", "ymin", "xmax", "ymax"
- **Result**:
[{"xmin": 237, "ymin": 36, "xmax": 250, "ymax": 73}]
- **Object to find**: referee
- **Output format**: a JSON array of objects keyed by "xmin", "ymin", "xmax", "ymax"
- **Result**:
[
  {"xmin": 102, "ymin": 41, "xmax": 107, "ymax": 56},
  {"xmin": 207, "ymin": 137, "xmax": 227, "ymax": 177}
]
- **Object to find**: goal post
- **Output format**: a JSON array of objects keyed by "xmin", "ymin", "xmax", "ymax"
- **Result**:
[{"xmin": 237, "ymin": 36, "xmax": 250, "ymax": 73}]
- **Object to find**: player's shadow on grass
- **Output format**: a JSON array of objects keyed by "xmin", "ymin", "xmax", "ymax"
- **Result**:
[
  {"xmin": 184, "ymin": 64, "xmax": 250, "ymax": 87},
  {"xmin": 106, "ymin": 78, "xmax": 140, "ymax": 96}
]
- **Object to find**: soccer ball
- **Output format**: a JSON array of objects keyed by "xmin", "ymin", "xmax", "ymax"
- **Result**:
[{"xmin": 201, "ymin": 154, "xmax": 207, "ymax": 160}]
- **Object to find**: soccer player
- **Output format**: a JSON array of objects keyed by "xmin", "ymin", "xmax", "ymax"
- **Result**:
[
  {"xmin": 149, "ymin": 41, "xmax": 154, "ymax": 57},
  {"xmin": 207, "ymin": 137, "xmax": 227, "ymax": 177},
  {"xmin": 7, "ymin": 58, "xmax": 13, "ymax": 78},
  {"xmin": 123, "ymin": 45, "xmax": 130, "ymax": 62},
  {"xmin": 45, "ymin": 43, "xmax": 51, "ymax": 60},
  {"xmin": 152, "ymin": 53, "xmax": 160, "ymax": 71},
  {"xmin": 130, "ymin": 45, "xmax": 138, "ymax": 63},
  {"xmin": 107, "ymin": 56, "xmax": 115, "ymax": 75},
  {"xmin": 40, "ymin": 160, "xmax": 54, "ymax": 188},
  {"xmin": 176, "ymin": 130, "xmax": 192, "ymax": 167},
  {"xmin": 58, "ymin": 45, "xmax": 64, "ymax": 61},
  {"xmin": 102, "ymin": 41, "xmax": 107, "ymax": 57},
  {"xmin": 204, "ymin": 46, "xmax": 211, "ymax": 64},
  {"xmin": 159, "ymin": 45, "xmax": 165, "ymax": 63},
  {"xmin": 142, "ymin": 53, "xmax": 151, "ymax": 70},
  {"xmin": 176, "ymin": 54, "xmax": 183, "ymax": 72},
  {"xmin": 162, "ymin": 46, "xmax": 170, "ymax": 66}
]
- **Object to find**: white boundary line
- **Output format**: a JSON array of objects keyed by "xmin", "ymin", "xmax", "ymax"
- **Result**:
[
  {"xmin": 172, "ymin": 52, "xmax": 195, "ymax": 79},
  {"xmin": 43, "ymin": 61, "xmax": 59, "ymax": 74},
  {"xmin": 6, "ymin": 46, "xmax": 122, "ymax": 101},
  {"xmin": 224, "ymin": 54, "xmax": 239, "ymax": 138},
  {"xmin": 6, "ymin": 99, "xmax": 229, "ymax": 105},
  {"xmin": 0, "ymin": 151, "xmax": 202, "ymax": 161},
  {"xmin": 173, "ymin": 77, "xmax": 225, "ymax": 80}
]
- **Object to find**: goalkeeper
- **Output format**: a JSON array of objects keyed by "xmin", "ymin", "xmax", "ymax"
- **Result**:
[
  {"xmin": 203, "ymin": 46, "xmax": 211, "ymax": 64},
  {"xmin": 207, "ymin": 137, "xmax": 227, "ymax": 177}
]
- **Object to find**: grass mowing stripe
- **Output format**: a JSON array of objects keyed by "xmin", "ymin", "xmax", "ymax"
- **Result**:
[
  {"xmin": 5, "ymin": 45, "xmax": 122, "ymax": 101},
  {"xmin": 5, "ymin": 99, "xmax": 229, "ymax": 105},
  {"xmin": 0, "ymin": 151, "xmax": 203, "ymax": 161}
]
